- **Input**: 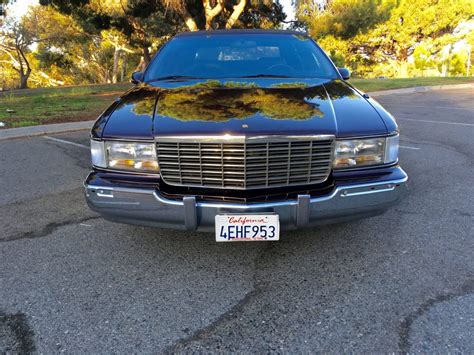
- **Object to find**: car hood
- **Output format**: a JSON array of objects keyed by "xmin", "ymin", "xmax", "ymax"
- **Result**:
[{"xmin": 100, "ymin": 79, "xmax": 390, "ymax": 140}]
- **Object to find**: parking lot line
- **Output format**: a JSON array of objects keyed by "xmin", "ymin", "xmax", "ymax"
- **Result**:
[
  {"xmin": 398, "ymin": 118, "xmax": 474, "ymax": 127},
  {"xmin": 399, "ymin": 145, "xmax": 420, "ymax": 150},
  {"xmin": 43, "ymin": 136, "xmax": 89, "ymax": 149}
]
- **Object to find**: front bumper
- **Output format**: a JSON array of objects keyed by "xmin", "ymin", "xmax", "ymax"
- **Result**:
[{"xmin": 84, "ymin": 167, "xmax": 408, "ymax": 232}]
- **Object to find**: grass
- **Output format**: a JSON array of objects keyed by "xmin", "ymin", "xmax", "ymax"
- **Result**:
[
  {"xmin": 0, "ymin": 77, "xmax": 472, "ymax": 128},
  {"xmin": 0, "ymin": 83, "xmax": 132, "ymax": 128}
]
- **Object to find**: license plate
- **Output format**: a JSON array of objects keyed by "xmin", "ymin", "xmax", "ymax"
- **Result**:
[{"xmin": 215, "ymin": 214, "xmax": 280, "ymax": 242}]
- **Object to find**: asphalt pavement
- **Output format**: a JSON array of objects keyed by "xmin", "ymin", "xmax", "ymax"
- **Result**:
[{"xmin": 1, "ymin": 88, "xmax": 473, "ymax": 353}]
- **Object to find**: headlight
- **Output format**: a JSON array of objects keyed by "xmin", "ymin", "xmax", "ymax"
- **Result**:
[
  {"xmin": 90, "ymin": 140, "xmax": 159, "ymax": 172},
  {"xmin": 334, "ymin": 135, "xmax": 399, "ymax": 169},
  {"xmin": 91, "ymin": 140, "xmax": 106, "ymax": 168}
]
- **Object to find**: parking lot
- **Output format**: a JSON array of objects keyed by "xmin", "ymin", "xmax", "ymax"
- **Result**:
[{"xmin": 1, "ymin": 88, "xmax": 473, "ymax": 352}]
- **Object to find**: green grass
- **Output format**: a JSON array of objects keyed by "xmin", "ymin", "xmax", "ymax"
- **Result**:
[
  {"xmin": 9, "ymin": 120, "xmax": 40, "ymax": 128},
  {"xmin": 0, "ymin": 77, "xmax": 472, "ymax": 128},
  {"xmin": 351, "ymin": 76, "xmax": 474, "ymax": 92},
  {"xmin": 1, "ymin": 83, "xmax": 132, "ymax": 98},
  {"xmin": 0, "ymin": 83, "xmax": 132, "ymax": 128}
]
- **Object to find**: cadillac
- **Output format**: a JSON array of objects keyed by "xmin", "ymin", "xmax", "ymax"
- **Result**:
[{"xmin": 85, "ymin": 30, "xmax": 408, "ymax": 242}]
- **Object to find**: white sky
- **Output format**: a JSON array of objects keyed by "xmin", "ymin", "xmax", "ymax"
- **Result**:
[
  {"xmin": 6, "ymin": 0, "xmax": 38, "ymax": 18},
  {"xmin": 280, "ymin": 0, "xmax": 296, "ymax": 23}
]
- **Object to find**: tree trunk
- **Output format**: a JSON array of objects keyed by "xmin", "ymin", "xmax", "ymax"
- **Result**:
[
  {"xmin": 135, "ymin": 57, "xmax": 145, "ymax": 72},
  {"xmin": 121, "ymin": 52, "xmax": 127, "ymax": 82},
  {"xmin": 466, "ymin": 45, "xmax": 471, "ymax": 77},
  {"xmin": 19, "ymin": 67, "xmax": 31, "ymax": 89},
  {"xmin": 135, "ymin": 47, "xmax": 152, "ymax": 73},
  {"xmin": 183, "ymin": 6, "xmax": 199, "ymax": 31},
  {"xmin": 186, "ymin": 17, "xmax": 199, "ymax": 31},
  {"xmin": 112, "ymin": 47, "xmax": 121, "ymax": 84},
  {"xmin": 16, "ymin": 46, "xmax": 32, "ymax": 89},
  {"xmin": 445, "ymin": 44, "xmax": 453, "ymax": 77},
  {"xmin": 143, "ymin": 46, "xmax": 151, "ymax": 67},
  {"xmin": 225, "ymin": 0, "xmax": 246, "ymax": 29}
]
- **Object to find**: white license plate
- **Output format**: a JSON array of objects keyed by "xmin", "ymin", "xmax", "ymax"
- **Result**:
[{"xmin": 215, "ymin": 214, "xmax": 280, "ymax": 242}]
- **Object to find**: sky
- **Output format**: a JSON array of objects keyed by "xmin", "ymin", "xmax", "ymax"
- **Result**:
[
  {"xmin": 280, "ymin": 0, "xmax": 296, "ymax": 24},
  {"xmin": 7, "ymin": 0, "xmax": 296, "ymax": 23},
  {"xmin": 6, "ymin": 0, "xmax": 38, "ymax": 18}
]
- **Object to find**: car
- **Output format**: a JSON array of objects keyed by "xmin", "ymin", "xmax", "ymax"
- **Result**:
[{"xmin": 84, "ymin": 29, "xmax": 408, "ymax": 242}]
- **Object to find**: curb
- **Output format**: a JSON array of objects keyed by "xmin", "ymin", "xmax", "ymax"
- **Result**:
[
  {"xmin": 368, "ymin": 83, "xmax": 474, "ymax": 97},
  {"xmin": 1, "ymin": 83, "xmax": 473, "ymax": 141},
  {"xmin": 0, "ymin": 120, "xmax": 94, "ymax": 141}
]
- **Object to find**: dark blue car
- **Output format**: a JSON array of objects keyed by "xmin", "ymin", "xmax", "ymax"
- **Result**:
[{"xmin": 85, "ymin": 30, "xmax": 407, "ymax": 242}]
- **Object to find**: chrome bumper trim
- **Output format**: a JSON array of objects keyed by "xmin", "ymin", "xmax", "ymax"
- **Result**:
[{"xmin": 84, "ymin": 170, "xmax": 408, "ymax": 232}]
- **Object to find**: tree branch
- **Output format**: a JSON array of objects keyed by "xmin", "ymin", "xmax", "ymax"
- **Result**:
[
  {"xmin": 0, "ymin": 45, "xmax": 20, "ymax": 65},
  {"xmin": 204, "ymin": 0, "xmax": 223, "ymax": 29},
  {"xmin": 18, "ymin": 45, "xmax": 31, "ymax": 72},
  {"xmin": 182, "ymin": 7, "xmax": 199, "ymax": 31},
  {"xmin": 226, "ymin": 0, "xmax": 246, "ymax": 29}
]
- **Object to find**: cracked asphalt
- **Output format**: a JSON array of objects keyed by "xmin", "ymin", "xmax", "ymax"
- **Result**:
[{"xmin": 1, "ymin": 88, "xmax": 473, "ymax": 353}]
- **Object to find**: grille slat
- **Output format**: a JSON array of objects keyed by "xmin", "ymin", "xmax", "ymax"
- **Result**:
[{"xmin": 157, "ymin": 137, "xmax": 334, "ymax": 189}]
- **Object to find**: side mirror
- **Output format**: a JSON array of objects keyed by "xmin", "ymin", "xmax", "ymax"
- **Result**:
[
  {"xmin": 131, "ymin": 71, "xmax": 144, "ymax": 84},
  {"xmin": 338, "ymin": 68, "xmax": 350, "ymax": 80}
]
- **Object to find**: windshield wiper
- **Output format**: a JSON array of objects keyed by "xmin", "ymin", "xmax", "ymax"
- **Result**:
[
  {"xmin": 237, "ymin": 74, "xmax": 292, "ymax": 78},
  {"xmin": 149, "ymin": 75, "xmax": 203, "ymax": 81}
]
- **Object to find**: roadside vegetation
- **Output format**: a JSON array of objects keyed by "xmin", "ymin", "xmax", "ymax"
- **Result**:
[
  {"xmin": 1, "ymin": 77, "xmax": 472, "ymax": 128},
  {"xmin": 1, "ymin": 0, "xmax": 473, "ymax": 91}
]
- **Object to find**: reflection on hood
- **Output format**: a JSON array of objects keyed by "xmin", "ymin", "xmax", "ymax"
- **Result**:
[
  {"xmin": 129, "ymin": 80, "xmax": 359, "ymax": 122},
  {"xmin": 157, "ymin": 88, "xmax": 323, "ymax": 122},
  {"xmin": 157, "ymin": 82, "xmax": 336, "ymax": 122},
  {"xmin": 98, "ymin": 79, "xmax": 388, "ymax": 139}
]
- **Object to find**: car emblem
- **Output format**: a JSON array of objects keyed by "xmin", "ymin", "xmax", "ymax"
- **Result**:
[{"xmin": 242, "ymin": 124, "xmax": 249, "ymax": 128}]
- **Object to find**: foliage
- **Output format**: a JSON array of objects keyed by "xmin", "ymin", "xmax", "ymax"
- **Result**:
[
  {"xmin": 297, "ymin": 0, "xmax": 396, "ymax": 39},
  {"xmin": 2, "ymin": 0, "xmax": 473, "ymax": 90},
  {"xmin": 413, "ymin": 44, "xmax": 434, "ymax": 75},
  {"xmin": 161, "ymin": 0, "xmax": 285, "ymax": 30},
  {"xmin": 300, "ymin": 0, "xmax": 474, "ymax": 77},
  {"xmin": 39, "ymin": 0, "xmax": 285, "ymax": 66},
  {"xmin": 39, "ymin": 0, "xmax": 185, "ymax": 68}
]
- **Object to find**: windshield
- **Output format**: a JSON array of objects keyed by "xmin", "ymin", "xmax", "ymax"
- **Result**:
[{"xmin": 144, "ymin": 33, "xmax": 338, "ymax": 81}]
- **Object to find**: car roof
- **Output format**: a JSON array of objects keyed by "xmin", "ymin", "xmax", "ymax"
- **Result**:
[{"xmin": 174, "ymin": 29, "xmax": 309, "ymax": 37}]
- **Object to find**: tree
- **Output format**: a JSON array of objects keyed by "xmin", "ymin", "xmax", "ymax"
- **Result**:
[
  {"xmin": 413, "ymin": 44, "xmax": 433, "ymax": 76},
  {"xmin": 0, "ymin": 4, "xmax": 136, "ymax": 89},
  {"xmin": 40, "ymin": 0, "xmax": 185, "ymax": 67},
  {"xmin": 0, "ymin": 18, "xmax": 34, "ymax": 88},
  {"xmin": 299, "ymin": 0, "xmax": 474, "ymax": 77},
  {"xmin": 0, "ymin": 1, "xmax": 87, "ymax": 89},
  {"xmin": 164, "ymin": 0, "xmax": 284, "ymax": 31},
  {"xmin": 40, "ymin": 0, "xmax": 285, "ymax": 68},
  {"xmin": 297, "ymin": 0, "xmax": 396, "ymax": 39}
]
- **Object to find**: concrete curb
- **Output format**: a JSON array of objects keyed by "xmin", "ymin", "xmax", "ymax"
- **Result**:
[
  {"xmin": 1, "ymin": 83, "xmax": 473, "ymax": 141},
  {"xmin": 0, "ymin": 120, "xmax": 94, "ymax": 141},
  {"xmin": 368, "ymin": 83, "xmax": 474, "ymax": 97}
]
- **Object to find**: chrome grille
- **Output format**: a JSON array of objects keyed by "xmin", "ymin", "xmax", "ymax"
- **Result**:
[{"xmin": 156, "ymin": 136, "xmax": 334, "ymax": 189}]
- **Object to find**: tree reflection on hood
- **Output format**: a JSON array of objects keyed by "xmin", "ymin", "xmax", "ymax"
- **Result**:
[
  {"xmin": 156, "ymin": 85, "xmax": 324, "ymax": 122},
  {"xmin": 130, "ymin": 80, "xmax": 357, "ymax": 122}
]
